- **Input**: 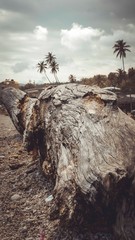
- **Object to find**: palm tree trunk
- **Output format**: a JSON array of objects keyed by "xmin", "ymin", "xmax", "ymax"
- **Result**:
[
  {"xmin": 2, "ymin": 84, "xmax": 135, "ymax": 239},
  {"xmin": 54, "ymin": 73, "xmax": 59, "ymax": 83},
  {"xmin": 45, "ymin": 73, "xmax": 51, "ymax": 83},
  {"xmin": 122, "ymin": 56, "xmax": 125, "ymax": 71},
  {"xmin": 55, "ymin": 74, "xmax": 60, "ymax": 83},
  {"xmin": 121, "ymin": 56, "xmax": 127, "ymax": 83}
]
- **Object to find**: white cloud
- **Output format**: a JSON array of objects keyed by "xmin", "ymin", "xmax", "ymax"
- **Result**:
[
  {"xmin": 0, "ymin": 24, "xmax": 50, "ymax": 83},
  {"xmin": 58, "ymin": 23, "xmax": 135, "ymax": 81},
  {"xmin": 99, "ymin": 23, "xmax": 135, "ymax": 50},
  {"xmin": 60, "ymin": 23, "xmax": 104, "ymax": 50},
  {"xmin": 0, "ymin": 18, "xmax": 135, "ymax": 84},
  {"xmin": 33, "ymin": 25, "xmax": 48, "ymax": 40}
]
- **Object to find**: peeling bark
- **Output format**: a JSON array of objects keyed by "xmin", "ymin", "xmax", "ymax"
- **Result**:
[{"xmin": 1, "ymin": 84, "xmax": 135, "ymax": 239}]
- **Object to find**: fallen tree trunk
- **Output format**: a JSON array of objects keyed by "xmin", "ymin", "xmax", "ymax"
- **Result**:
[{"xmin": 1, "ymin": 84, "xmax": 135, "ymax": 239}]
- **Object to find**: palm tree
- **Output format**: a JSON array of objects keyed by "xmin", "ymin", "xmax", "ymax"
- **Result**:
[
  {"xmin": 36, "ymin": 61, "xmax": 51, "ymax": 83},
  {"xmin": 45, "ymin": 52, "xmax": 60, "ymax": 82},
  {"xmin": 50, "ymin": 60, "xmax": 59, "ymax": 83},
  {"xmin": 113, "ymin": 40, "xmax": 131, "ymax": 71},
  {"xmin": 45, "ymin": 52, "xmax": 56, "ymax": 65}
]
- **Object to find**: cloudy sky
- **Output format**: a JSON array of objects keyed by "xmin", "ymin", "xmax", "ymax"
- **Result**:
[{"xmin": 0, "ymin": 0, "xmax": 135, "ymax": 84}]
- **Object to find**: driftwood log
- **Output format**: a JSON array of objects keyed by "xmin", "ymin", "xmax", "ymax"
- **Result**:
[{"xmin": 1, "ymin": 84, "xmax": 135, "ymax": 239}]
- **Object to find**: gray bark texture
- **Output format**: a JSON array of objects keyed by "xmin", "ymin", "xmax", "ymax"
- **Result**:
[{"xmin": 1, "ymin": 84, "xmax": 135, "ymax": 239}]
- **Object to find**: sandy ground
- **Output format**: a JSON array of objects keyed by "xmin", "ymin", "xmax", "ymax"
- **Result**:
[
  {"xmin": 0, "ymin": 113, "xmax": 113, "ymax": 240},
  {"xmin": 0, "ymin": 114, "xmax": 53, "ymax": 240}
]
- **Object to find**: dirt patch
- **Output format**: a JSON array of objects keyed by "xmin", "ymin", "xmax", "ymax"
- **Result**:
[{"xmin": 0, "ymin": 114, "xmax": 54, "ymax": 240}]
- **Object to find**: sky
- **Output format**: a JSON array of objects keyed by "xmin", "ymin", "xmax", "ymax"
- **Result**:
[{"xmin": 0, "ymin": 0, "xmax": 135, "ymax": 84}]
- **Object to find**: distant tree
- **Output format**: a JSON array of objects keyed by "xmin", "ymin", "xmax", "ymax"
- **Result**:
[
  {"xmin": 50, "ymin": 60, "xmax": 59, "ymax": 83},
  {"xmin": 45, "ymin": 52, "xmax": 60, "ymax": 82},
  {"xmin": 116, "ymin": 68, "xmax": 127, "ymax": 86},
  {"xmin": 113, "ymin": 40, "xmax": 131, "ymax": 71},
  {"xmin": 128, "ymin": 67, "xmax": 135, "ymax": 80},
  {"xmin": 121, "ymin": 68, "xmax": 135, "ymax": 93},
  {"xmin": 37, "ymin": 61, "xmax": 51, "ymax": 83},
  {"xmin": 80, "ymin": 77, "xmax": 93, "ymax": 85},
  {"xmin": 45, "ymin": 52, "xmax": 56, "ymax": 65},
  {"xmin": 93, "ymin": 74, "xmax": 108, "ymax": 87},
  {"xmin": 24, "ymin": 82, "xmax": 35, "ymax": 90},
  {"xmin": 108, "ymin": 72, "xmax": 118, "ymax": 87},
  {"xmin": 69, "ymin": 74, "xmax": 76, "ymax": 83}
]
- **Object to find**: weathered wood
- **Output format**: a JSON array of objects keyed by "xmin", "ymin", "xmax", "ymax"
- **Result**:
[
  {"xmin": 1, "ymin": 84, "xmax": 135, "ymax": 239},
  {"xmin": 0, "ymin": 87, "xmax": 37, "ymax": 134}
]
